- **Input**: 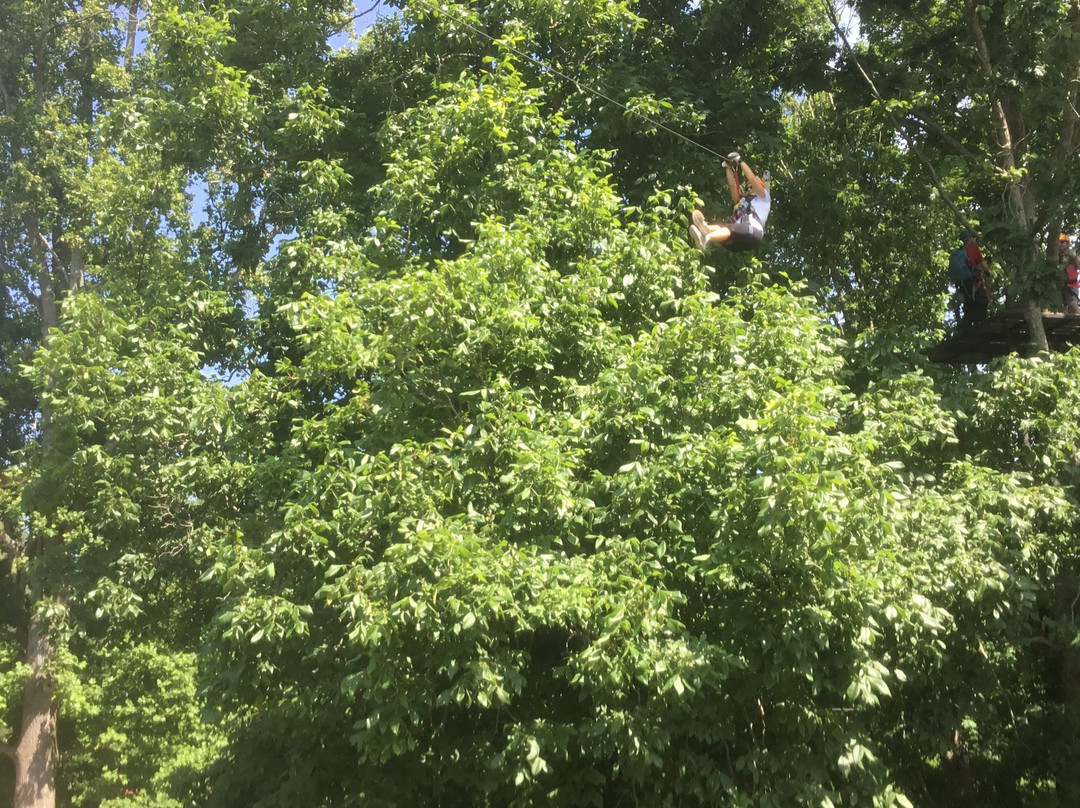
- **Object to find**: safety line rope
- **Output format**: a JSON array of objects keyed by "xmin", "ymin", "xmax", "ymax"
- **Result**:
[{"xmin": 405, "ymin": 0, "xmax": 733, "ymax": 162}]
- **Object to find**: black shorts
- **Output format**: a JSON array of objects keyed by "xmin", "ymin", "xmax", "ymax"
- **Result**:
[{"xmin": 721, "ymin": 219, "xmax": 764, "ymax": 253}]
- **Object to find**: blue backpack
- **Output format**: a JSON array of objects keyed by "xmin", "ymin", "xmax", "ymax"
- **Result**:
[{"xmin": 948, "ymin": 247, "xmax": 973, "ymax": 283}]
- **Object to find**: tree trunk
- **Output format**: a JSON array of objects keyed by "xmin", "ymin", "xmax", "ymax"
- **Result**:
[
  {"xmin": 13, "ymin": 615, "xmax": 56, "ymax": 808},
  {"xmin": 1055, "ymin": 572, "xmax": 1080, "ymax": 806},
  {"xmin": 1021, "ymin": 294, "xmax": 1049, "ymax": 355},
  {"xmin": 5, "ymin": 9, "xmax": 94, "ymax": 807},
  {"xmin": 962, "ymin": 3, "xmax": 1051, "ymax": 353},
  {"xmin": 125, "ymin": 1, "xmax": 140, "ymax": 67},
  {"xmin": 12, "ymin": 207, "xmax": 60, "ymax": 808}
]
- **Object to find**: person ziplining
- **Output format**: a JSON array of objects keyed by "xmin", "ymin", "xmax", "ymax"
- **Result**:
[{"xmin": 689, "ymin": 151, "xmax": 772, "ymax": 253}]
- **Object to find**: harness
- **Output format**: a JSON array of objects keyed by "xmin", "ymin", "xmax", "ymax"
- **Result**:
[
  {"xmin": 1066, "ymin": 261, "xmax": 1079, "ymax": 290},
  {"xmin": 733, "ymin": 179, "xmax": 762, "ymax": 227},
  {"xmin": 730, "ymin": 167, "xmax": 767, "ymax": 233}
]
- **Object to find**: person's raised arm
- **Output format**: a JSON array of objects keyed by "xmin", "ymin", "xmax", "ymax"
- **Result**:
[{"xmin": 739, "ymin": 161, "xmax": 768, "ymax": 198}]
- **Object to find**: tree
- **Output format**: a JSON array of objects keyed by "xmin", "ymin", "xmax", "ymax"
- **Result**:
[
  {"xmin": 326, "ymin": 0, "xmax": 835, "ymax": 224},
  {"xmin": 820, "ymin": 0, "xmax": 1080, "ymax": 348},
  {"xmin": 778, "ymin": 90, "xmax": 957, "ymax": 336},
  {"xmin": 0, "ymin": 1, "xmax": 110, "ymax": 799},
  {"xmin": 4, "ymin": 0, "xmax": 1079, "ymax": 804},
  {"xmin": 0, "ymin": 0, "xmax": 349, "ymax": 804},
  {"xmin": 195, "ymin": 42, "xmax": 1075, "ymax": 804}
]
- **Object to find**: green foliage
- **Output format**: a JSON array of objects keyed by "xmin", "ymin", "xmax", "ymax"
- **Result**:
[
  {"xmin": 188, "ymin": 61, "xmax": 1077, "ymax": 806},
  {"xmin": 837, "ymin": 0, "xmax": 1080, "ymax": 304},
  {"xmin": 2, "ymin": 0, "xmax": 1079, "ymax": 806},
  {"xmin": 60, "ymin": 645, "xmax": 223, "ymax": 807},
  {"xmin": 779, "ymin": 92, "xmax": 955, "ymax": 334},
  {"xmin": 17, "ymin": 291, "xmax": 234, "ymax": 803}
]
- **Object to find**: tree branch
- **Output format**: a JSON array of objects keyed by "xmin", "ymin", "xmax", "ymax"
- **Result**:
[
  {"xmin": 1050, "ymin": 1, "xmax": 1080, "ymax": 212},
  {"xmin": 1044, "ymin": 3, "xmax": 1080, "ymax": 258},
  {"xmin": 357, "ymin": 0, "xmax": 381, "ymax": 19},
  {"xmin": 0, "ymin": 75, "xmax": 11, "ymax": 115},
  {"xmin": 37, "ymin": 233, "xmax": 74, "ymax": 295},
  {"xmin": 961, "ymin": 0, "xmax": 1050, "ymax": 351},
  {"xmin": 124, "ymin": 1, "xmax": 140, "ymax": 68},
  {"xmin": 820, "ymin": 0, "xmax": 976, "ymax": 233},
  {"xmin": 1, "ymin": 262, "xmax": 42, "ymax": 309},
  {"xmin": 964, "ymin": 0, "xmax": 995, "ymax": 79},
  {"xmin": 901, "ymin": 4, "xmax": 935, "ymax": 39},
  {"xmin": 963, "ymin": 0, "xmax": 1031, "ymax": 228},
  {"xmin": 906, "ymin": 108, "xmax": 983, "ymax": 163},
  {"xmin": 0, "ymin": 525, "xmax": 19, "ymax": 564}
]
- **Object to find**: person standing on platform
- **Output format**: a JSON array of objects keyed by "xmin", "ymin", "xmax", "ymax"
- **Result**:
[
  {"xmin": 947, "ymin": 229, "xmax": 990, "ymax": 327},
  {"xmin": 1061, "ymin": 233, "xmax": 1079, "ymax": 315}
]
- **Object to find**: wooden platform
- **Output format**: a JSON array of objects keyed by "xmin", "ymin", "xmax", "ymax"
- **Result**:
[{"xmin": 927, "ymin": 311, "xmax": 1080, "ymax": 364}]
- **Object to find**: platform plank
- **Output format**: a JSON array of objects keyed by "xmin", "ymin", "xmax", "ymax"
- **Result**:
[{"xmin": 927, "ymin": 311, "xmax": 1080, "ymax": 363}]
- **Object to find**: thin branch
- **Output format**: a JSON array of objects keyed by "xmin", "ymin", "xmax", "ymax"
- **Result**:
[
  {"xmin": 358, "ymin": 0, "xmax": 382, "ymax": 18},
  {"xmin": 1, "ymin": 262, "xmax": 42, "ymax": 309},
  {"xmin": 0, "ymin": 75, "xmax": 11, "ymax": 115},
  {"xmin": 963, "ymin": 0, "xmax": 1028, "ymax": 225},
  {"xmin": 902, "ymin": 5, "xmax": 935, "ymax": 39},
  {"xmin": 36, "ymin": 233, "xmax": 72, "ymax": 292},
  {"xmin": 821, "ymin": 0, "xmax": 976, "ymax": 233},
  {"xmin": 964, "ymin": 0, "xmax": 995, "ymax": 78},
  {"xmin": 906, "ymin": 108, "xmax": 983, "ymax": 163},
  {"xmin": 911, "ymin": 144, "xmax": 975, "ymax": 238},
  {"xmin": 0, "ymin": 526, "xmax": 19, "ymax": 563},
  {"xmin": 1050, "ymin": 0, "xmax": 1080, "ymax": 172},
  {"xmin": 823, "ymin": 0, "xmax": 883, "ymax": 100},
  {"xmin": 124, "ymin": 1, "xmax": 140, "ymax": 68}
]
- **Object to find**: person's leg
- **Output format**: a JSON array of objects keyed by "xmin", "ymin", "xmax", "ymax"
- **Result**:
[
  {"xmin": 689, "ymin": 223, "xmax": 708, "ymax": 250},
  {"xmin": 721, "ymin": 228, "xmax": 762, "ymax": 253},
  {"xmin": 705, "ymin": 224, "xmax": 733, "ymax": 245},
  {"xmin": 690, "ymin": 209, "xmax": 734, "ymax": 248},
  {"xmin": 973, "ymin": 293, "xmax": 989, "ymax": 322},
  {"xmin": 689, "ymin": 210, "xmax": 710, "ymax": 250},
  {"xmin": 959, "ymin": 279, "xmax": 976, "ymax": 327},
  {"xmin": 712, "ymin": 219, "xmax": 762, "ymax": 250}
]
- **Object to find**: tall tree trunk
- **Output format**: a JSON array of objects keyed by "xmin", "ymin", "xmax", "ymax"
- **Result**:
[
  {"xmin": 1055, "ymin": 572, "xmax": 1080, "ymax": 805},
  {"xmin": 13, "ymin": 210, "xmax": 59, "ymax": 808},
  {"xmin": 13, "ymin": 616, "xmax": 56, "ymax": 808},
  {"xmin": 964, "ymin": 0, "xmax": 1050, "ymax": 353},
  {"xmin": 1047, "ymin": 0, "xmax": 1080, "ymax": 250},
  {"xmin": 125, "ymin": 1, "xmax": 140, "ymax": 68},
  {"xmin": 1021, "ymin": 295, "xmax": 1049, "ymax": 354},
  {"xmin": 7, "ymin": 9, "xmax": 92, "ymax": 803}
]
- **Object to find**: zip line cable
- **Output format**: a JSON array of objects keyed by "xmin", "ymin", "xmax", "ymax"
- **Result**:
[
  {"xmin": 819, "ymin": 0, "xmax": 975, "ymax": 235},
  {"xmin": 404, "ymin": 0, "xmax": 735, "ymax": 163}
]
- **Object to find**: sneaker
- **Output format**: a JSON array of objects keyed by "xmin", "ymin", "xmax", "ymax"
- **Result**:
[
  {"xmin": 692, "ymin": 209, "xmax": 706, "ymax": 230},
  {"xmin": 689, "ymin": 224, "xmax": 708, "ymax": 251}
]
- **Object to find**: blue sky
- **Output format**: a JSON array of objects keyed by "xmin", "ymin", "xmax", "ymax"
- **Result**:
[{"xmin": 328, "ymin": 0, "xmax": 389, "ymax": 50}]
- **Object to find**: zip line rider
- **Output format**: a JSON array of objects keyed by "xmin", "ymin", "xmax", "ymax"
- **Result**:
[{"xmin": 690, "ymin": 151, "xmax": 771, "ymax": 252}]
